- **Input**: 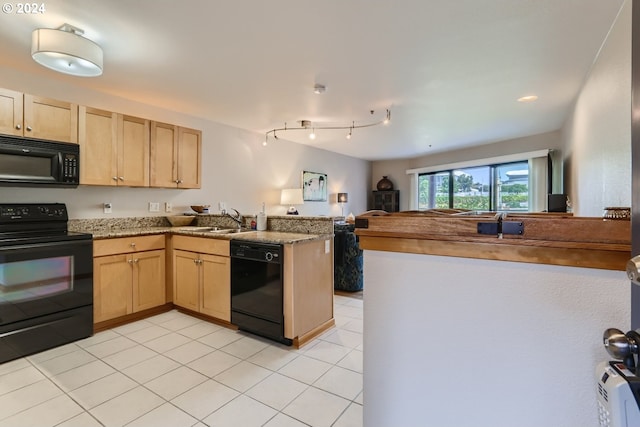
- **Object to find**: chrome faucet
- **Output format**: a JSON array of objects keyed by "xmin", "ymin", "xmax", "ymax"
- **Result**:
[{"xmin": 226, "ymin": 208, "xmax": 243, "ymax": 229}]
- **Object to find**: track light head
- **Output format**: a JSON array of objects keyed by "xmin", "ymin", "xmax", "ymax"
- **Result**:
[{"xmin": 313, "ymin": 84, "xmax": 326, "ymax": 94}]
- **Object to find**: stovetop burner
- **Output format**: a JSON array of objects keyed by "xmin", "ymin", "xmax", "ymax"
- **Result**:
[{"xmin": 0, "ymin": 203, "xmax": 92, "ymax": 243}]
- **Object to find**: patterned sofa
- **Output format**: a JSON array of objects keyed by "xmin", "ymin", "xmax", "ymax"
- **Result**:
[{"xmin": 333, "ymin": 223, "xmax": 364, "ymax": 292}]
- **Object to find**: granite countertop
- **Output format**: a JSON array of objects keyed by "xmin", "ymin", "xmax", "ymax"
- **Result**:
[{"xmin": 83, "ymin": 226, "xmax": 331, "ymax": 244}]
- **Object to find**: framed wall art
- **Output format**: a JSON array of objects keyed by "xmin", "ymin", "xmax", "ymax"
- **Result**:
[{"xmin": 302, "ymin": 170, "xmax": 327, "ymax": 201}]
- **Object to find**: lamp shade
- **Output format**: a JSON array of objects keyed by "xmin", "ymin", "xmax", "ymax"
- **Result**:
[
  {"xmin": 281, "ymin": 189, "xmax": 304, "ymax": 205},
  {"xmin": 31, "ymin": 27, "xmax": 103, "ymax": 77},
  {"xmin": 337, "ymin": 193, "xmax": 348, "ymax": 203}
]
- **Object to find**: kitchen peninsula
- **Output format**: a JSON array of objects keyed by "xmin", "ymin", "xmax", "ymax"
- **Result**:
[
  {"xmin": 356, "ymin": 210, "xmax": 631, "ymax": 427},
  {"xmin": 72, "ymin": 214, "xmax": 335, "ymax": 348}
]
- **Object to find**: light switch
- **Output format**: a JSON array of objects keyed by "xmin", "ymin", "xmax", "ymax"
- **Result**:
[{"xmin": 149, "ymin": 202, "xmax": 160, "ymax": 212}]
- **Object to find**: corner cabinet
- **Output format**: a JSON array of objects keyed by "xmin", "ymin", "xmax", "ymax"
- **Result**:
[
  {"xmin": 150, "ymin": 122, "xmax": 202, "ymax": 189},
  {"xmin": 373, "ymin": 190, "xmax": 400, "ymax": 212},
  {"xmin": 93, "ymin": 235, "xmax": 166, "ymax": 324},
  {"xmin": 172, "ymin": 236, "xmax": 230, "ymax": 322},
  {"xmin": 78, "ymin": 106, "xmax": 150, "ymax": 187},
  {"xmin": 0, "ymin": 88, "xmax": 78, "ymax": 143}
]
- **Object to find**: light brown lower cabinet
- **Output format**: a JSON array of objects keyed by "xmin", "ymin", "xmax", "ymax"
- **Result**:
[
  {"xmin": 172, "ymin": 236, "xmax": 230, "ymax": 322},
  {"xmin": 93, "ymin": 236, "xmax": 166, "ymax": 323}
]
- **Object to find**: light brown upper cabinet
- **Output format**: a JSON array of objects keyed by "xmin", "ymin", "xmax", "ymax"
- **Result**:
[
  {"xmin": 0, "ymin": 88, "xmax": 78, "ymax": 143},
  {"xmin": 78, "ymin": 106, "xmax": 150, "ymax": 186},
  {"xmin": 150, "ymin": 122, "xmax": 201, "ymax": 189}
]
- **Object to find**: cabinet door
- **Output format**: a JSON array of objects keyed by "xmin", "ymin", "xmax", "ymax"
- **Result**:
[
  {"xmin": 132, "ymin": 249, "xmax": 165, "ymax": 312},
  {"xmin": 200, "ymin": 253, "xmax": 230, "ymax": 321},
  {"xmin": 119, "ymin": 115, "xmax": 150, "ymax": 187},
  {"xmin": 94, "ymin": 254, "xmax": 133, "ymax": 322},
  {"xmin": 173, "ymin": 249, "xmax": 200, "ymax": 311},
  {"xmin": 0, "ymin": 88, "xmax": 23, "ymax": 136},
  {"xmin": 150, "ymin": 121, "xmax": 178, "ymax": 188},
  {"xmin": 24, "ymin": 94, "xmax": 78, "ymax": 143},
  {"xmin": 177, "ymin": 127, "xmax": 201, "ymax": 189},
  {"xmin": 78, "ymin": 106, "xmax": 118, "ymax": 186}
]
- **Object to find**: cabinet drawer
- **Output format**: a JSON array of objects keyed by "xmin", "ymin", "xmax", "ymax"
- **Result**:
[
  {"xmin": 172, "ymin": 235, "xmax": 229, "ymax": 256},
  {"xmin": 94, "ymin": 234, "xmax": 165, "ymax": 256}
]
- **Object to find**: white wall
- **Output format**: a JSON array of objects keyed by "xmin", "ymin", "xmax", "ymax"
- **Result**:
[
  {"xmin": 364, "ymin": 251, "xmax": 629, "ymax": 427},
  {"xmin": 371, "ymin": 131, "xmax": 563, "ymax": 211},
  {"xmin": 562, "ymin": 0, "xmax": 631, "ymax": 217},
  {"xmin": 0, "ymin": 68, "xmax": 370, "ymax": 219}
]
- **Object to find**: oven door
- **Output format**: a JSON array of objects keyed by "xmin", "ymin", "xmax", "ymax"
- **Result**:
[{"xmin": 0, "ymin": 238, "xmax": 93, "ymax": 327}]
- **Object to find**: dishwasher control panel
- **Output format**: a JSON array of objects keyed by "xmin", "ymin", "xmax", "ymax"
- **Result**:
[{"xmin": 230, "ymin": 241, "xmax": 282, "ymax": 263}]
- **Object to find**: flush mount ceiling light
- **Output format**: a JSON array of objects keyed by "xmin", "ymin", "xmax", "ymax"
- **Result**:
[
  {"xmin": 31, "ymin": 23, "xmax": 103, "ymax": 77},
  {"xmin": 264, "ymin": 109, "xmax": 391, "ymax": 146}
]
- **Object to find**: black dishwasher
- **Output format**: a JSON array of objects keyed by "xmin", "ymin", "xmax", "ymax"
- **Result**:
[{"xmin": 230, "ymin": 240, "xmax": 291, "ymax": 345}]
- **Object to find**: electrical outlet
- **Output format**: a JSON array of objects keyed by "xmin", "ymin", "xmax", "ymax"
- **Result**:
[
  {"xmin": 103, "ymin": 202, "xmax": 112, "ymax": 214},
  {"xmin": 149, "ymin": 202, "xmax": 160, "ymax": 212},
  {"xmin": 164, "ymin": 202, "xmax": 172, "ymax": 213}
]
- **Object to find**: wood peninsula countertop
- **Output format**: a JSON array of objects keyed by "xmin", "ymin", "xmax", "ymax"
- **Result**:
[{"xmin": 354, "ymin": 210, "xmax": 631, "ymax": 270}]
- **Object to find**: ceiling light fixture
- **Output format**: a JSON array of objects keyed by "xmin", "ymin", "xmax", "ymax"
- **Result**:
[
  {"xmin": 517, "ymin": 95, "xmax": 538, "ymax": 103},
  {"xmin": 31, "ymin": 23, "xmax": 103, "ymax": 77},
  {"xmin": 313, "ymin": 84, "xmax": 326, "ymax": 94},
  {"xmin": 346, "ymin": 121, "xmax": 354, "ymax": 140},
  {"xmin": 264, "ymin": 109, "xmax": 391, "ymax": 144}
]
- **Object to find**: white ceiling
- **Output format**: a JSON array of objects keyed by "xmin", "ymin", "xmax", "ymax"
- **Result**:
[{"xmin": 0, "ymin": 0, "xmax": 625, "ymax": 160}]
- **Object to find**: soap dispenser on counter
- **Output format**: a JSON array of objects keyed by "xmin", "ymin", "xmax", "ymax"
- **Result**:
[{"xmin": 257, "ymin": 202, "xmax": 267, "ymax": 231}]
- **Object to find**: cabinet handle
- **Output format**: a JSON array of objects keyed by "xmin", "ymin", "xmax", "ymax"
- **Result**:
[
  {"xmin": 112, "ymin": 177, "xmax": 118, "ymax": 181},
  {"xmin": 130, "ymin": 242, "xmax": 136, "ymax": 248},
  {"xmin": 26, "ymin": 126, "xmax": 32, "ymax": 132},
  {"xmin": 15, "ymin": 124, "xmax": 21, "ymax": 130},
  {"xmin": 133, "ymin": 258, "xmax": 139, "ymax": 263},
  {"xmin": 178, "ymin": 179, "xmax": 183, "ymax": 184},
  {"xmin": 118, "ymin": 177, "xmax": 124, "ymax": 181},
  {"xmin": 193, "ymin": 259, "xmax": 198, "ymax": 265},
  {"xmin": 128, "ymin": 259, "xmax": 133, "ymax": 264}
]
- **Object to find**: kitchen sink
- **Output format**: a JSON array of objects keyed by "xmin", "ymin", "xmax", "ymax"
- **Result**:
[
  {"xmin": 207, "ymin": 227, "xmax": 254, "ymax": 234},
  {"xmin": 175, "ymin": 226, "xmax": 255, "ymax": 234},
  {"xmin": 177, "ymin": 226, "xmax": 216, "ymax": 231}
]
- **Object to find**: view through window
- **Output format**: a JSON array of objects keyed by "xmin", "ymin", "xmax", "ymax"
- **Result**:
[{"xmin": 418, "ymin": 161, "xmax": 529, "ymax": 211}]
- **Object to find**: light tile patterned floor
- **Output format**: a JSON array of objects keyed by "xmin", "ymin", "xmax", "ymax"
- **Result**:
[{"xmin": 0, "ymin": 294, "xmax": 363, "ymax": 427}]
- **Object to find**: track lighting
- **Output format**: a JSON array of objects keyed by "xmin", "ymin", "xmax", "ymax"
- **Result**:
[
  {"xmin": 264, "ymin": 109, "xmax": 391, "ymax": 144},
  {"xmin": 313, "ymin": 84, "xmax": 326, "ymax": 94}
]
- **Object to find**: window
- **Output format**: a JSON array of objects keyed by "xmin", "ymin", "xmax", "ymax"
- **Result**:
[{"xmin": 418, "ymin": 161, "xmax": 529, "ymax": 211}]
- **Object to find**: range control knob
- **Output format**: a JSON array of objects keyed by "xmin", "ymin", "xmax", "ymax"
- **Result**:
[{"xmin": 265, "ymin": 252, "xmax": 274, "ymax": 262}]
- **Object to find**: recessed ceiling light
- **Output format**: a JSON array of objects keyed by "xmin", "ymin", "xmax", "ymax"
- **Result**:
[{"xmin": 517, "ymin": 95, "xmax": 538, "ymax": 103}]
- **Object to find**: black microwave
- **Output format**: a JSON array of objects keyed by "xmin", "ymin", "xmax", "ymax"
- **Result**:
[{"xmin": 0, "ymin": 135, "xmax": 79, "ymax": 188}]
